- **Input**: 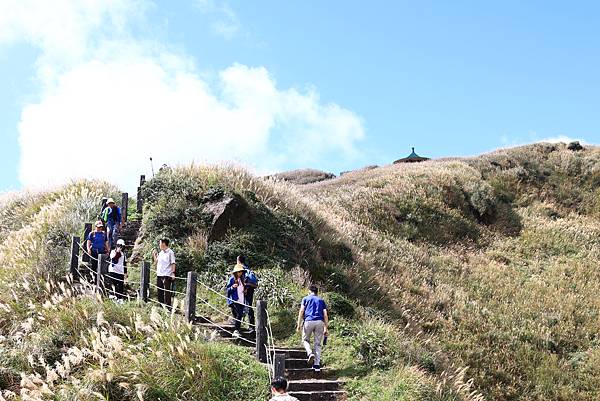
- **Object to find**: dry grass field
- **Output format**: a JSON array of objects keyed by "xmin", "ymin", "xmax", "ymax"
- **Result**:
[{"xmin": 1, "ymin": 143, "xmax": 598, "ymax": 400}]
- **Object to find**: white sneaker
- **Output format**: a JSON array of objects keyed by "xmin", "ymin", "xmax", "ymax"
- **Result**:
[
  {"xmin": 232, "ymin": 330, "xmax": 241, "ymax": 338},
  {"xmin": 307, "ymin": 353, "xmax": 315, "ymax": 366}
]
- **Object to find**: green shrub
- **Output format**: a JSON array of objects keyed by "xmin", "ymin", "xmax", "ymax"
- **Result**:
[
  {"xmin": 324, "ymin": 291, "xmax": 356, "ymax": 318},
  {"xmin": 345, "ymin": 365, "xmax": 451, "ymax": 401},
  {"xmin": 351, "ymin": 319, "xmax": 399, "ymax": 369},
  {"xmin": 255, "ymin": 268, "xmax": 295, "ymax": 307}
]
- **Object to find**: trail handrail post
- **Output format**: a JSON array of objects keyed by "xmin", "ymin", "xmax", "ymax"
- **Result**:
[
  {"xmin": 97, "ymin": 254, "xmax": 108, "ymax": 294},
  {"xmin": 274, "ymin": 353, "xmax": 286, "ymax": 379},
  {"xmin": 185, "ymin": 271, "xmax": 198, "ymax": 323},
  {"xmin": 121, "ymin": 192, "xmax": 128, "ymax": 223},
  {"xmin": 137, "ymin": 175, "xmax": 146, "ymax": 214},
  {"xmin": 136, "ymin": 186, "xmax": 143, "ymax": 214},
  {"xmin": 82, "ymin": 223, "xmax": 92, "ymax": 263},
  {"xmin": 70, "ymin": 236, "xmax": 80, "ymax": 282},
  {"xmin": 256, "ymin": 300, "xmax": 268, "ymax": 363},
  {"xmin": 139, "ymin": 261, "xmax": 150, "ymax": 302}
]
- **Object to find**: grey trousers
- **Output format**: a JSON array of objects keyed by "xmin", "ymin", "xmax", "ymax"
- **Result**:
[{"xmin": 302, "ymin": 320, "xmax": 325, "ymax": 365}]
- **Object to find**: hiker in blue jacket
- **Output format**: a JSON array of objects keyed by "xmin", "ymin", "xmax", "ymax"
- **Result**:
[
  {"xmin": 226, "ymin": 263, "xmax": 246, "ymax": 338},
  {"xmin": 238, "ymin": 255, "xmax": 258, "ymax": 332},
  {"xmin": 296, "ymin": 285, "xmax": 329, "ymax": 372}
]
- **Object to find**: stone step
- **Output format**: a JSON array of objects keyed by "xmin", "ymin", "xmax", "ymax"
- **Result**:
[
  {"xmin": 212, "ymin": 336, "xmax": 256, "ymax": 348},
  {"xmin": 287, "ymin": 379, "xmax": 342, "ymax": 392},
  {"xmin": 286, "ymin": 358, "xmax": 319, "ymax": 370},
  {"xmin": 287, "ymin": 390, "xmax": 346, "ymax": 401},
  {"xmin": 270, "ymin": 348, "xmax": 307, "ymax": 359},
  {"xmin": 194, "ymin": 322, "xmax": 255, "ymax": 341},
  {"xmin": 286, "ymin": 368, "xmax": 335, "ymax": 381}
]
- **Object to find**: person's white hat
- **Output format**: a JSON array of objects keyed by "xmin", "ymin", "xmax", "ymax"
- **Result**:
[
  {"xmin": 116, "ymin": 239, "xmax": 125, "ymax": 246},
  {"xmin": 106, "ymin": 198, "xmax": 116, "ymax": 204}
]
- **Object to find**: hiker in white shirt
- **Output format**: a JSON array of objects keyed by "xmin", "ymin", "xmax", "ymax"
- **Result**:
[
  {"xmin": 152, "ymin": 238, "xmax": 176, "ymax": 307},
  {"xmin": 269, "ymin": 377, "xmax": 299, "ymax": 401},
  {"xmin": 108, "ymin": 239, "xmax": 127, "ymax": 301}
]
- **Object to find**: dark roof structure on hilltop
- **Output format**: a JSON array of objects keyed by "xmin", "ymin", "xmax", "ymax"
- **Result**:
[{"xmin": 394, "ymin": 147, "xmax": 430, "ymax": 163}]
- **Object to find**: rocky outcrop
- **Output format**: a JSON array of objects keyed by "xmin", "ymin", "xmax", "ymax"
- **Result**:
[
  {"xmin": 204, "ymin": 193, "xmax": 252, "ymax": 242},
  {"xmin": 568, "ymin": 141, "xmax": 584, "ymax": 151}
]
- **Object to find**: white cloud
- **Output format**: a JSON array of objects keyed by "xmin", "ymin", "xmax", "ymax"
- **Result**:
[
  {"xmin": 1, "ymin": 0, "xmax": 365, "ymax": 192},
  {"xmin": 536, "ymin": 135, "xmax": 588, "ymax": 145},
  {"xmin": 0, "ymin": 0, "xmax": 143, "ymax": 84}
]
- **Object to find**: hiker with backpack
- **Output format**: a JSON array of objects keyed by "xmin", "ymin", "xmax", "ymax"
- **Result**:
[
  {"xmin": 296, "ymin": 285, "xmax": 329, "ymax": 372},
  {"xmin": 238, "ymin": 255, "xmax": 258, "ymax": 332},
  {"xmin": 108, "ymin": 239, "xmax": 127, "ymax": 301},
  {"xmin": 101, "ymin": 198, "xmax": 122, "ymax": 249},
  {"xmin": 87, "ymin": 220, "xmax": 109, "ymax": 281},
  {"xmin": 226, "ymin": 263, "xmax": 246, "ymax": 338}
]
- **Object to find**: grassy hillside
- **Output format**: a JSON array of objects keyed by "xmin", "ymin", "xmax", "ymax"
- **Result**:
[
  {"xmin": 299, "ymin": 142, "xmax": 600, "ymax": 400},
  {"xmin": 1, "ymin": 142, "xmax": 598, "ymax": 400}
]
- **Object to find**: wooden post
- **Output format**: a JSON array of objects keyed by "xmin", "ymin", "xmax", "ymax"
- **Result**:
[
  {"xmin": 256, "ymin": 300, "xmax": 268, "ymax": 363},
  {"xmin": 139, "ymin": 261, "xmax": 150, "ymax": 302},
  {"xmin": 97, "ymin": 254, "xmax": 108, "ymax": 294},
  {"xmin": 185, "ymin": 271, "xmax": 197, "ymax": 323},
  {"xmin": 70, "ymin": 236, "xmax": 80, "ymax": 282},
  {"xmin": 136, "ymin": 186, "xmax": 142, "ymax": 214},
  {"xmin": 137, "ymin": 175, "xmax": 146, "ymax": 213},
  {"xmin": 82, "ymin": 223, "xmax": 92, "ymax": 263},
  {"xmin": 274, "ymin": 353, "xmax": 286, "ymax": 379},
  {"xmin": 121, "ymin": 192, "xmax": 128, "ymax": 223}
]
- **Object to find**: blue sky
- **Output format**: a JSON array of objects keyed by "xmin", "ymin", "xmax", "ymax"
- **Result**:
[{"xmin": 1, "ymin": 0, "xmax": 599, "ymax": 192}]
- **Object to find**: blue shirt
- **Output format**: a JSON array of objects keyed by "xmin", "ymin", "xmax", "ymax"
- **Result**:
[
  {"xmin": 87, "ymin": 231, "xmax": 107, "ymax": 252},
  {"xmin": 302, "ymin": 294, "xmax": 327, "ymax": 322}
]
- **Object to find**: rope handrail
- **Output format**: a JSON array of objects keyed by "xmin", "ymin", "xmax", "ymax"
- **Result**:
[
  {"xmin": 148, "ymin": 281, "xmax": 187, "ymax": 297},
  {"xmin": 265, "ymin": 344, "xmax": 274, "ymax": 380},
  {"xmin": 194, "ymin": 307, "xmax": 257, "ymax": 346},
  {"xmin": 195, "ymin": 297, "xmax": 256, "ymax": 328},
  {"xmin": 74, "ymin": 213, "xmax": 272, "ymax": 383},
  {"xmin": 77, "ymin": 242, "xmax": 101, "ymax": 262},
  {"xmin": 146, "ymin": 297, "xmax": 178, "ymax": 309},
  {"xmin": 104, "ymin": 274, "xmax": 140, "ymax": 285},
  {"xmin": 265, "ymin": 308, "xmax": 277, "ymax": 377},
  {"xmin": 79, "ymin": 261, "xmax": 140, "ymax": 287},
  {"xmin": 195, "ymin": 278, "xmax": 256, "ymax": 310},
  {"xmin": 106, "ymin": 287, "xmax": 136, "ymax": 300}
]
